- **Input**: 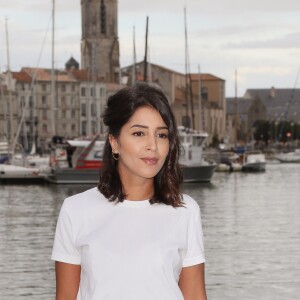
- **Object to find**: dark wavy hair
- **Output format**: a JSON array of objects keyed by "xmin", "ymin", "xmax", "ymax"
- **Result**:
[{"xmin": 98, "ymin": 82, "xmax": 183, "ymax": 207}]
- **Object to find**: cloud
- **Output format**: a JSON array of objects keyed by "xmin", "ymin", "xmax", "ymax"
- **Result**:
[
  {"xmin": 119, "ymin": 0, "xmax": 300, "ymax": 14},
  {"xmin": 0, "ymin": 0, "xmax": 80, "ymax": 13},
  {"xmin": 224, "ymin": 32, "xmax": 300, "ymax": 49}
]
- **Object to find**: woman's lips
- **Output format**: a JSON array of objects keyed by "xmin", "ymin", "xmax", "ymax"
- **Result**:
[{"xmin": 141, "ymin": 157, "xmax": 158, "ymax": 165}]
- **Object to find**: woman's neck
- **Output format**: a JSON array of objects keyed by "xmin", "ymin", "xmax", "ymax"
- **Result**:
[{"xmin": 121, "ymin": 176, "xmax": 154, "ymax": 201}]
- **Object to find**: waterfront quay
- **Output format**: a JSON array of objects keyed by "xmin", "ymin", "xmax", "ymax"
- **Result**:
[{"xmin": 0, "ymin": 163, "xmax": 299, "ymax": 299}]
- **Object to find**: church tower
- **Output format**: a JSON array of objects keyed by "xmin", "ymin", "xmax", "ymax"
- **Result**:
[{"xmin": 81, "ymin": 0, "xmax": 120, "ymax": 83}]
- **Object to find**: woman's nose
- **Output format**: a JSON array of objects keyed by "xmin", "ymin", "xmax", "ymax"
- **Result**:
[{"xmin": 145, "ymin": 135, "xmax": 158, "ymax": 151}]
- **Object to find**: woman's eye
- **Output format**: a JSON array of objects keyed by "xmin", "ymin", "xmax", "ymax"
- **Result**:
[
  {"xmin": 157, "ymin": 133, "xmax": 169, "ymax": 139},
  {"xmin": 132, "ymin": 131, "xmax": 144, "ymax": 137}
]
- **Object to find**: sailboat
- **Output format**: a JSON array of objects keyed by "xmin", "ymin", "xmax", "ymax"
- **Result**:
[
  {"xmin": 0, "ymin": 9, "xmax": 52, "ymax": 182},
  {"xmin": 177, "ymin": 7, "xmax": 217, "ymax": 182}
]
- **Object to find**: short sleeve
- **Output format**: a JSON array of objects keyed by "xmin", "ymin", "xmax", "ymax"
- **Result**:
[
  {"xmin": 51, "ymin": 199, "xmax": 81, "ymax": 265},
  {"xmin": 182, "ymin": 198, "xmax": 205, "ymax": 267}
]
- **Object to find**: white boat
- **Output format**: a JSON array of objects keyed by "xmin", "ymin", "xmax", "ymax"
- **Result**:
[
  {"xmin": 11, "ymin": 153, "xmax": 50, "ymax": 168},
  {"xmin": 46, "ymin": 127, "xmax": 217, "ymax": 184},
  {"xmin": 242, "ymin": 151, "xmax": 266, "ymax": 172},
  {"xmin": 178, "ymin": 126, "xmax": 217, "ymax": 182},
  {"xmin": 275, "ymin": 149, "xmax": 300, "ymax": 163},
  {"xmin": 216, "ymin": 162, "xmax": 242, "ymax": 172},
  {"xmin": 0, "ymin": 164, "xmax": 49, "ymax": 182}
]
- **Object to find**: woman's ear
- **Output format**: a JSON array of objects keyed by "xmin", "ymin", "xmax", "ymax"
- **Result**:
[{"xmin": 109, "ymin": 134, "xmax": 119, "ymax": 154}]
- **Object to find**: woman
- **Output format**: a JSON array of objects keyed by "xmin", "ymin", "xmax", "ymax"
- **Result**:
[{"xmin": 52, "ymin": 83, "xmax": 207, "ymax": 300}]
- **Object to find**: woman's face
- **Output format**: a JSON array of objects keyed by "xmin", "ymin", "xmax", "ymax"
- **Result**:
[{"xmin": 110, "ymin": 106, "xmax": 170, "ymax": 182}]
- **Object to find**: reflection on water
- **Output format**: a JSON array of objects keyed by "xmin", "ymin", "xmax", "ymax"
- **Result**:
[{"xmin": 0, "ymin": 164, "xmax": 299, "ymax": 299}]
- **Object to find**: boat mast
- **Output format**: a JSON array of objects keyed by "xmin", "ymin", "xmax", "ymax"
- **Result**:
[
  {"xmin": 132, "ymin": 26, "xmax": 137, "ymax": 86},
  {"xmin": 184, "ymin": 7, "xmax": 189, "ymax": 127},
  {"xmin": 198, "ymin": 64, "xmax": 205, "ymax": 132},
  {"xmin": 143, "ymin": 16, "xmax": 149, "ymax": 82},
  {"xmin": 5, "ymin": 18, "xmax": 15, "ymax": 148},
  {"xmin": 184, "ymin": 7, "xmax": 195, "ymax": 129},
  {"xmin": 0, "ymin": 67, "xmax": 5, "ymax": 143},
  {"xmin": 234, "ymin": 69, "xmax": 238, "ymax": 147},
  {"xmin": 50, "ymin": 0, "xmax": 56, "ymax": 136}
]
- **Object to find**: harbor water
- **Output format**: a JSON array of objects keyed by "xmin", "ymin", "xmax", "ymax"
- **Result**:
[{"xmin": 0, "ymin": 163, "xmax": 299, "ymax": 300}]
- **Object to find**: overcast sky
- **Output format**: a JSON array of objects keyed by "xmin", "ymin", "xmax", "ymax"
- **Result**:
[{"xmin": 0, "ymin": 0, "xmax": 300, "ymax": 96}]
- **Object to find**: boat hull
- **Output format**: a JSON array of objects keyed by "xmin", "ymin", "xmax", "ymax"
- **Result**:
[
  {"xmin": 46, "ymin": 168, "xmax": 101, "ymax": 184},
  {"xmin": 46, "ymin": 164, "xmax": 217, "ymax": 184},
  {"xmin": 242, "ymin": 162, "xmax": 266, "ymax": 172},
  {"xmin": 276, "ymin": 159, "xmax": 300, "ymax": 163},
  {"xmin": 0, "ymin": 165, "xmax": 46, "ymax": 183},
  {"xmin": 181, "ymin": 164, "xmax": 217, "ymax": 182}
]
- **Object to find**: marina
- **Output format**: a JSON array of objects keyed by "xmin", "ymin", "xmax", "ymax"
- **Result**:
[{"xmin": 0, "ymin": 163, "xmax": 299, "ymax": 299}]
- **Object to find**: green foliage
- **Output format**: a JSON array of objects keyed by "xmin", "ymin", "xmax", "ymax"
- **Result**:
[{"xmin": 252, "ymin": 120, "xmax": 299, "ymax": 142}]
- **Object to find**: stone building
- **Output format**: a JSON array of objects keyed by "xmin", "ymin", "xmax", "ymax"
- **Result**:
[
  {"xmin": 226, "ymin": 97, "xmax": 266, "ymax": 144},
  {"xmin": 0, "ymin": 61, "xmax": 121, "ymax": 152},
  {"xmin": 244, "ymin": 87, "xmax": 300, "ymax": 123},
  {"xmin": 189, "ymin": 74, "xmax": 226, "ymax": 143},
  {"xmin": 81, "ymin": 0, "xmax": 120, "ymax": 83},
  {"xmin": 71, "ymin": 69, "xmax": 108, "ymax": 137},
  {"xmin": 0, "ymin": 72, "xmax": 19, "ymax": 144},
  {"xmin": 121, "ymin": 61, "xmax": 226, "ymax": 144}
]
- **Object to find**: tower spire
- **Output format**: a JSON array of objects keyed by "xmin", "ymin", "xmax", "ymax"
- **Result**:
[{"xmin": 81, "ymin": 0, "xmax": 120, "ymax": 83}]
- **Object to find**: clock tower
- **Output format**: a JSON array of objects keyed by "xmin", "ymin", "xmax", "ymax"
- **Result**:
[{"xmin": 81, "ymin": 0, "xmax": 120, "ymax": 82}]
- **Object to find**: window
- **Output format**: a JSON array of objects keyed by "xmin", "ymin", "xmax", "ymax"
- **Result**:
[
  {"xmin": 71, "ymin": 124, "xmax": 76, "ymax": 133},
  {"xmin": 61, "ymin": 97, "xmax": 66, "ymax": 107},
  {"xmin": 42, "ymin": 84, "xmax": 47, "ymax": 92},
  {"xmin": 29, "ymin": 97, "xmax": 33, "ymax": 108},
  {"xmin": 201, "ymin": 87, "xmax": 208, "ymax": 100},
  {"xmin": 61, "ymin": 84, "xmax": 66, "ymax": 93},
  {"xmin": 81, "ymin": 103, "xmax": 86, "ymax": 117},
  {"xmin": 81, "ymin": 87, "xmax": 86, "ymax": 97},
  {"xmin": 71, "ymin": 110, "xmax": 76, "ymax": 118},
  {"xmin": 91, "ymin": 103, "xmax": 97, "ymax": 117},
  {"xmin": 72, "ymin": 84, "xmax": 76, "ymax": 92},
  {"xmin": 91, "ymin": 87, "xmax": 95, "ymax": 97},
  {"xmin": 100, "ymin": 87, "xmax": 105, "ymax": 97},
  {"xmin": 182, "ymin": 115, "xmax": 191, "ymax": 128},
  {"xmin": 42, "ymin": 109, "xmax": 47, "ymax": 120},
  {"xmin": 42, "ymin": 124, "xmax": 47, "ymax": 133},
  {"xmin": 20, "ymin": 96, "xmax": 25, "ymax": 108},
  {"xmin": 62, "ymin": 110, "xmax": 66, "ymax": 118},
  {"xmin": 42, "ymin": 96, "xmax": 47, "ymax": 105},
  {"xmin": 81, "ymin": 121, "xmax": 87, "ymax": 136}
]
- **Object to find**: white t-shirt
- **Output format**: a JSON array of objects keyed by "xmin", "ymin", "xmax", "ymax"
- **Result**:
[{"xmin": 51, "ymin": 187, "xmax": 205, "ymax": 300}]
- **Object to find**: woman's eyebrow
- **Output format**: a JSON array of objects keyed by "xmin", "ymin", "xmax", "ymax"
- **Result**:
[{"xmin": 130, "ymin": 124, "xmax": 168, "ymax": 130}]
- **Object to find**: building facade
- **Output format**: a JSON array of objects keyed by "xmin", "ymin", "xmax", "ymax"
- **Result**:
[
  {"xmin": 0, "ymin": 72, "xmax": 19, "ymax": 145},
  {"xmin": 244, "ymin": 87, "xmax": 300, "ymax": 123},
  {"xmin": 226, "ymin": 97, "xmax": 266, "ymax": 144},
  {"xmin": 81, "ymin": 0, "xmax": 120, "ymax": 83},
  {"xmin": 0, "ymin": 63, "xmax": 119, "ymax": 152}
]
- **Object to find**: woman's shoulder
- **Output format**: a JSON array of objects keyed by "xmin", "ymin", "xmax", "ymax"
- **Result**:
[
  {"xmin": 180, "ymin": 194, "xmax": 200, "ymax": 211},
  {"xmin": 62, "ymin": 187, "xmax": 108, "ymax": 212}
]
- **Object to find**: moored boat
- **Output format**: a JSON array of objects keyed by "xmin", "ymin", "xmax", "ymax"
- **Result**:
[
  {"xmin": 242, "ymin": 151, "xmax": 266, "ymax": 172},
  {"xmin": 0, "ymin": 164, "xmax": 49, "ymax": 183},
  {"xmin": 275, "ymin": 149, "xmax": 300, "ymax": 163},
  {"xmin": 178, "ymin": 126, "xmax": 217, "ymax": 182}
]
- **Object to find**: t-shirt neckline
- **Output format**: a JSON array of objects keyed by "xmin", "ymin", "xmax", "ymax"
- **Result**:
[{"xmin": 120, "ymin": 199, "xmax": 151, "ymax": 207}]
